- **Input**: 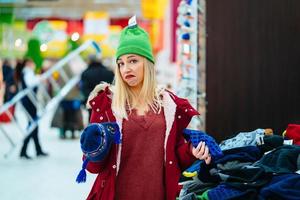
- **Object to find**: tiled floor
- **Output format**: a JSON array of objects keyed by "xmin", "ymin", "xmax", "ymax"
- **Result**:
[{"xmin": 0, "ymin": 106, "xmax": 96, "ymax": 200}]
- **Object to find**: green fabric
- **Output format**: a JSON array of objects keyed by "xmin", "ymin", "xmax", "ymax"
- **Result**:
[
  {"xmin": 176, "ymin": 190, "xmax": 210, "ymax": 200},
  {"xmin": 0, "ymin": 7, "xmax": 14, "ymax": 24},
  {"xmin": 116, "ymin": 25, "xmax": 154, "ymax": 63},
  {"xmin": 198, "ymin": 190, "xmax": 210, "ymax": 200},
  {"xmin": 25, "ymin": 38, "xmax": 44, "ymax": 71},
  {"xmin": 0, "ymin": 7, "xmax": 14, "ymax": 46}
]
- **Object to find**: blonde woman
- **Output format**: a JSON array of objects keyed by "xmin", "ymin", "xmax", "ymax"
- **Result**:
[{"xmin": 82, "ymin": 17, "xmax": 211, "ymax": 200}]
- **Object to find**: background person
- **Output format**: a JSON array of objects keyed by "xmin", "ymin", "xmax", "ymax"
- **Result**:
[{"xmin": 15, "ymin": 58, "xmax": 48, "ymax": 159}]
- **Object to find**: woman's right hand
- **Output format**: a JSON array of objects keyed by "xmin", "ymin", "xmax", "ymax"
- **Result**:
[{"xmin": 191, "ymin": 141, "xmax": 212, "ymax": 164}]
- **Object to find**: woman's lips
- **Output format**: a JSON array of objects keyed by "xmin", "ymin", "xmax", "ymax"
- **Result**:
[{"xmin": 125, "ymin": 74, "xmax": 135, "ymax": 79}]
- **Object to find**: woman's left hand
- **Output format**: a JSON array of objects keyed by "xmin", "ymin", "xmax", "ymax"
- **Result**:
[{"xmin": 191, "ymin": 141, "xmax": 212, "ymax": 164}]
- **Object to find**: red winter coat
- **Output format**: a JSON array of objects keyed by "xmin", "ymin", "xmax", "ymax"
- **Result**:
[{"xmin": 85, "ymin": 85, "xmax": 199, "ymax": 200}]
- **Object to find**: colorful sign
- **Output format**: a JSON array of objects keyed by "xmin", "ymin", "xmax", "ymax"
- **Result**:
[{"xmin": 141, "ymin": 0, "xmax": 168, "ymax": 19}]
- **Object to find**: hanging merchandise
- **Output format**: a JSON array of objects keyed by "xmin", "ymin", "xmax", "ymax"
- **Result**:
[
  {"xmin": 197, "ymin": 0, "xmax": 207, "ymax": 130},
  {"xmin": 176, "ymin": 0, "xmax": 198, "ymax": 128},
  {"xmin": 176, "ymin": 0, "xmax": 206, "ymax": 130}
]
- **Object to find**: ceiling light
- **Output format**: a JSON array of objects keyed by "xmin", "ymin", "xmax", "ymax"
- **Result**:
[
  {"xmin": 71, "ymin": 32, "xmax": 80, "ymax": 42},
  {"xmin": 15, "ymin": 38, "xmax": 22, "ymax": 47},
  {"xmin": 40, "ymin": 43, "xmax": 48, "ymax": 52}
]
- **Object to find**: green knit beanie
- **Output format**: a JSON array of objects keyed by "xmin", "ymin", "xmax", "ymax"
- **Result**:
[{"xmin": 116, "ymin": 16, "xmax": 154, "ymax": 63}]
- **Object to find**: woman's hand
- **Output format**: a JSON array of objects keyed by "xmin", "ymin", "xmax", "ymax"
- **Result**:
[{"xmin": 191, "ymin": 141, "xmax": 212, "ymax": 164}]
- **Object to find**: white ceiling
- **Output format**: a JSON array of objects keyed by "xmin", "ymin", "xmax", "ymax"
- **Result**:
[{"xmin": 0, "ymin": 0, "xmax": 141, "ymax": 19}]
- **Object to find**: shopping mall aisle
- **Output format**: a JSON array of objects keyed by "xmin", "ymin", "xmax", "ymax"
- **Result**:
[{"xmin": 0, "ymin": 106, "xmax": 96, "ymax": 200}]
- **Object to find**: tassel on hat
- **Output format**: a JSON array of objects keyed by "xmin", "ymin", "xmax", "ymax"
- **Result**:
[
  {"xmin": 76, "ymin": 122, "xmax": 121, "ymax": 184},
  {"xmin": 76, "ymin": 159, "xmax": 89, "ymax": 183}
]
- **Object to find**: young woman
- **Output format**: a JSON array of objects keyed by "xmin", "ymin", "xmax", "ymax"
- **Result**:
[
  {"xmin": 15, "ymin": 58, "xmax": 48, "ymax": 159},
  {"xmin": 82, "ymin": 17, "xmax": 211, "ymax": 200}
]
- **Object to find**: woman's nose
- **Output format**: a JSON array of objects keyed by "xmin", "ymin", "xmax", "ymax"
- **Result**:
[{"xmin": 123, "ymin": 63, "xmax": 131, "ymax": 71}]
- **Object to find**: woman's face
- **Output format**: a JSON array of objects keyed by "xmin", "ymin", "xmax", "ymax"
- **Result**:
[
  {"xmin": 26, "ymin": 60, "xmax": 35, "ymax": 69},
  {"xmin": 117, "ymin": 54, "xmax": 144, "ymax": 90}
]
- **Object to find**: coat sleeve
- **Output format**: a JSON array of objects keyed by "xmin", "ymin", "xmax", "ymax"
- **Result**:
[
  {"xmin": 176, "ymin": 133, "xmax": 196, "ymax": 170},
  {"xmin": 83, "ymin": 85, "xmax": 114, "ymax": 174},
  {"xmin": 174, "ymin": 96, "xmax": 200, "ymax": 170},
  {"xmin": 82, "ymin": 155, "xmax": 108, "ymax": 174}
]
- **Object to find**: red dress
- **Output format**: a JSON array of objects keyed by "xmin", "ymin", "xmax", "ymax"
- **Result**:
[{"xmin": 116, "ymin": 109, "xmax": 166, "ymax": 200}]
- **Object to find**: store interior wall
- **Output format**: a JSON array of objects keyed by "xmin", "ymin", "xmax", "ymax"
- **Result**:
[{"xmin": 206, "ymin": 0, "xmax": 300, "ymax": 142}]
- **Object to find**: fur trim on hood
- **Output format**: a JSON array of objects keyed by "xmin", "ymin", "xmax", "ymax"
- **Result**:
[{"xmin": 86, "ymin": 82, "xmax": 111, "ymax": 109}]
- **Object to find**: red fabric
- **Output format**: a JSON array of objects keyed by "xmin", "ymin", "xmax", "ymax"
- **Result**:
[
  {"xmin": 110, "ymin": 18, "xmax": 129, "ymax": 28},
  {"xmin": 286, "ymin": 124, "xmax": 300, "ymax": 145},
  {"xmin": 85, "ymin": 86, "xmax": 198, "ymax": 200},
  {"xmin": 0, "ymin": 105, "xmax": 15, "ymax": 123},
  {"xmin": 116, "ymin": 109, "xmax": 165, "ymax": 200}
]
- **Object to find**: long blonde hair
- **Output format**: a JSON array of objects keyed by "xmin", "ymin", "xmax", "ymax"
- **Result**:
[{"xmin": 112, "ymin": 57, "xmax": 163, "ymax": 119}]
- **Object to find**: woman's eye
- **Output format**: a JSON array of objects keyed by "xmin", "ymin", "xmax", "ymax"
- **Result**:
[
  {"xmin": 129, "ymin": 59, "xmax": 138, "ymax": 64},
  {"xmin": 117, "ymin": 62, "xmax": 124, "ymax": 67}
]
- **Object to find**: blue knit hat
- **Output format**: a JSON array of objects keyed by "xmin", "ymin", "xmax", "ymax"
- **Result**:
[{"xmin": 76, "ymin": 122, "xmax": 121, "ymax": 183}]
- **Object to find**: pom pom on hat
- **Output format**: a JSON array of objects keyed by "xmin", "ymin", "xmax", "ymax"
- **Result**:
[
  {"xmin": 116, "ymin": 15, "xmax": 155, "ymax": 63},
  {"xmin": 76, "ymin": 122, "xmax": 121, "ymax": 183}
]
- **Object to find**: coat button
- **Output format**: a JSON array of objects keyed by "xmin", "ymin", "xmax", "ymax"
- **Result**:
[
  {"xmin": 178, "ymin": 115, "xmax": 181, "ymax": 119},
  {"xmin": 99, "ymin": 116, "xmax": 103, "ymax": 120},
  {"xmin": 92, "ymin": 101, "xmax": 95, "ymax": 105},
  {"xmin": 96, "ymin": 108, "xmax": 100, "ymax": 112},
  {"xmin": 112, "ymin": 165, "xmax": 116, "ymax": 169},
  {"xmin": 169, "ymin": 161, "xmax": 173, "ymax": 165},
  {"xmin": 101, "ymin": 180, "xmax": 105, "ymax": 188}
]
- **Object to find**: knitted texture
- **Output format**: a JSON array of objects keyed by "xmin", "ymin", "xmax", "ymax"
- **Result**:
[
  {"xmin": 76, "ymin": 122, "xmax": 121, "ymax": 183},
  {"xmin": 260, "ymin": 174, "xmax": 300, "ymax": 200},
  {"xmin": 219, "ymin": 128, "xmax": 265, "ymax": 151},
  {"xmin": 80, "ymin": 122, "xmax": 121, "ymax": 162},
  {"xmin": 183, "ymin": 129, "xmax": 223, "ymax": 160},
  {"xmin": 208, "ymin": 184, "xmax": 252, "ymax": 200},
  {"xmin": 116, "ymin": 21, "xmax": 154, "ymax": 63},
  {"xmin": 286, "ymin": 124, "xmax": 300, "ymax": 145}
]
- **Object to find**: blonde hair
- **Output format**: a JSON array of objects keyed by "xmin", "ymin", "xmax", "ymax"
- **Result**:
[{"xmin": 112, "ymin": 57, "xmax": 163, "ymax": 119}]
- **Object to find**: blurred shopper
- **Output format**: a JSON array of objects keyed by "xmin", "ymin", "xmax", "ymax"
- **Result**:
[
  {"xmin": 15, "ymin": 58, "xmax": 48, "ymax": 159},
  {"xmin": 0, "ymin": 59, "xmax": 17, "ymax": 122},
  {"xmin": 55, "ymin": 88, "xmax": 84, "ymax": 139},
  {"xmin": 79, "ymin": 17, "xmax": 211, "ymax": 200},
  {"xmin": 80, "ymin": 54, "xmax": 114, "ymax": 119},
  {"xmin": 51, "ymin": 69, "xmax": 84, "ymax": 139},
  {"xmin": 2, "ymin": 59, "xmax": 17, "ymax": 102}
]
